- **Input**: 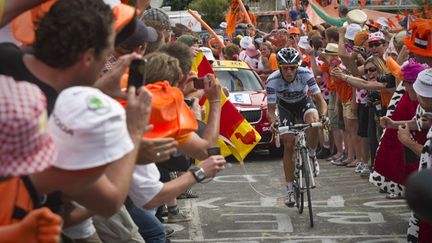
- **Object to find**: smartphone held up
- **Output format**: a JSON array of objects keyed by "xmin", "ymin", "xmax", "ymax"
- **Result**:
[{"xmin": 128, "ymin": 58, "xmax": 147, "ymax": 90}]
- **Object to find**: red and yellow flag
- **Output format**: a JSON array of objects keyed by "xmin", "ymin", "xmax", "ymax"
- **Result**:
[{"xmin": 192, "ymin": 52, "xmax": 261, "ymax": 162}]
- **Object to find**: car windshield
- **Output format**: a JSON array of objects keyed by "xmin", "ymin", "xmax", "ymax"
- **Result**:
[{"xmin": 215, "ymin": 69, "xmax": 263, "ymax": 92}]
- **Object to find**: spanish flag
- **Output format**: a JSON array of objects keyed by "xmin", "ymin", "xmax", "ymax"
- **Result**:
[{"xmin": 192, "ymin": 52, "xmax": 261, "ymax": 162}]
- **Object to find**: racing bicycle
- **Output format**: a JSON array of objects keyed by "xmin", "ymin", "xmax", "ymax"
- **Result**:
[{"xmin": 278, "ymin": 122, "xmax": 322, "ymax": 228}]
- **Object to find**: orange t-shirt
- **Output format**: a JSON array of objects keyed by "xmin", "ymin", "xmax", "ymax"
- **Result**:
[
  {"xmin": 333, "ymin": 78, "xmax": 353, "ymax": 103},
  {"xmin": 380, "ymin": 90, "xmax": 393, "ymax": 108},
  {"xmin": 269, "ymin": 53, "xmax": 278, "ymax": 71},
  {"xmin": 319, "ymin": 63, "xmax": 336, "ymax": 92}
]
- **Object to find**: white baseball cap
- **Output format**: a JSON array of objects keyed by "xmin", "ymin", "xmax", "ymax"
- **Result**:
[
  {"xmin": 413, "ymin": 68, "xmax": 432, "ymax": 98},
  {"xmin": 297, "ymin": 36, "xmax": 311, "ymax": 50},
  {"xmin": 239, "ymin": 36, "xmax": 253, "ymax": 49},
  {"xmin": 345, "ymin": 23, "xmax": 362, "ymax": 41},
  {"xmin": 200, "ymin": 47, "xmax": 215, "ymax": 62},
  {"xmin": 48, "ymin": 87, "xmax": 133, "ymax": 170}
]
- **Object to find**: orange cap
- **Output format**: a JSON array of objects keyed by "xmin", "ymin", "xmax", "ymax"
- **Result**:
[
  {"xmin": 12, "ymin": 0, "xmax": 137, "ymax": 45},
  {"xmin": 288, "ymin": 26, "xmax": 300, "ymax": 35},
  {"xmin": 403, "ymin": 18, "xmax": 432, "ymax": 57}
]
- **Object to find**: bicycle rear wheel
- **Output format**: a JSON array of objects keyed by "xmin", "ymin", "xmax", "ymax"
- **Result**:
[{"xmin": 301, "ymin": 149, "xmax": 314, "ymax": 227}]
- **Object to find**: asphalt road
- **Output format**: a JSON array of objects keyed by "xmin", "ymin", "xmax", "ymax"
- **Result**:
[{"xmin": 167, "ymin": 151, "xmax": 408, "ymax": 243}]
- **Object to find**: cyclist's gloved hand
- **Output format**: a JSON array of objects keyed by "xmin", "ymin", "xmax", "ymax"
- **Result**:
[
  {"xmin": 320, "ymin": 115, "xmax": 330, "ymax": 125},
  {"xmin": 271, "ymin": 121, "xmax": 279, "ymax": 133}
]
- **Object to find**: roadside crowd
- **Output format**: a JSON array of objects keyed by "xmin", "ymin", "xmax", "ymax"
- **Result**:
[{"xmin": 0, "ymin": 0, "xmax": 432, "ymax": 242}]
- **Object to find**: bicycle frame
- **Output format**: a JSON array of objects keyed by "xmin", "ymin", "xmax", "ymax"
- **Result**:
[
  {"xmin": 278, "ymin": 122, "xmax": 321, "ymax": 227},
  {"xmin": 279, "ymin": 122, "xmax": 321, "ymax": 189}
]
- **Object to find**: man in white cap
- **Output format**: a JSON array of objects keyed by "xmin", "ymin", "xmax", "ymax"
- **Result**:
[{"xmin": 239, "ymin": 36, "xmax": 253, "ymax": 60}]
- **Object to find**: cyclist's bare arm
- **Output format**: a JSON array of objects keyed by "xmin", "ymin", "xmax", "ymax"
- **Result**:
[
  {"xmin": 312, "ymin": 92, "xmax": 328, "ymax": 117},
  {"xmin": 267, "ymin": 103, "xmax": 278, "ymax": 126}
]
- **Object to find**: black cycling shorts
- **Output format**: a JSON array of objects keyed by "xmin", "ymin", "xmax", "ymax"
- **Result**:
[{"xmin": 277, "ymin": 96, "xmax": 317, "ymax": 126}]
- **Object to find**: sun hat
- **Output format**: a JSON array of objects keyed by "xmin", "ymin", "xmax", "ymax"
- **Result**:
[
  {"xmin": 297, "ymin": 36, "xmax": 310, "ymax": 50},
  {"xmin": 413, "ymin": 68, "xmax": 432, "ymax": 98},
  {"xmin": 347, "ymin": 9, "xmax": 367, "ymax": 25},
  {"xmin": 12, "ymin": 0, "xmax": 138, "ymax": 45},
  {"xmin": 401, "ymin": 58, "xmax": 429, "ymax": 84},
  {"xmin": 368, "ymin": 31, "xmax": 385, "ymax": 43},
  {"xmin": 288, "ymin": 26, "xmax": 301, "ymax": 35},
  {"xmin": 48, "ymin": 87, "xmax": 133, "ymax": 170},
  {"xmin": 324, "ymin": 43, "xmax": 339, "ymax": 55},
  {"xmin": 176, "ymin": 34, "xmax": 198, "ymax": 47},
  {"xmin": 403, "ymin": 18, "xmax": 432, "ymax": 57},
  {"xmin": 141, "ymin": 7, "xmax": 171, "ymax": 31},
  {"xmin": 345, "ymin": 23, "xmax": 362, "ymax": 41},
  {"xmin": 0, "ymin": 76, "xmax": 56, "ymax": 177},
  {"xmin": 239, "ymin": 36, "xmax": 253, "ymax": 49},
  {"xmin": 200, "ymin": 47, "xmax": 215, "ymax": 62},
  {"xmin": 246, "ymin": 44, "xmax": 260, "ymax": 57},
  {"xmin": 354, "ymin": 31, "xmax": 370, "ymax": 46}
]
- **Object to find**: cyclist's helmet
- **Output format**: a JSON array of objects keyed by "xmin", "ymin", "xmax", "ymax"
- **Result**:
[{"xmin": 276, "ymin": 48, "xmax": 301, "ymax": 65}]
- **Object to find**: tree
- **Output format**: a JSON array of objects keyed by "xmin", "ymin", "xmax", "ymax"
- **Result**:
[
  {"xmin": 189, "ymin": 0, "xmax": 230, "ymax": 29},
  {"xmin": 165, "ymin": 0, "xmax": 194, "ymax": 11}
]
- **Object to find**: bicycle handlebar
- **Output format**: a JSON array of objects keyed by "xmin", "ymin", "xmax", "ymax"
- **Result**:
[{"xmin": 278, "ymin": 122, "xmax": 323, "ymax": 135}]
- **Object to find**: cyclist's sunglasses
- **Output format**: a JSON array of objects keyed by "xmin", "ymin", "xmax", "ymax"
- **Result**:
[
  {"xmin": 279, "ymin": 64, "xmax": 299, "ymax": 71},
  {"xmin": 368, "ymin": 42, "xmax": 383, "ymax": 48}
]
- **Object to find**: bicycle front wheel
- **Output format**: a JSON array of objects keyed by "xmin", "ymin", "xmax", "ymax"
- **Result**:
[{"xmin": 300, "ymin": 149, "xmax": 314, "ymax": 227}]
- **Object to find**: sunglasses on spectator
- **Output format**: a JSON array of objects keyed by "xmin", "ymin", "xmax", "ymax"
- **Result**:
[
  {"xmin": 364, "ymin": 67, "xmax": 377, "ymax": 73},
  {"xmin": 368, "ymin": 42, "xmax": 383, "ymax": 48},
  {"xmin": 279, "ymin": 64, "xmax": 298, "ymax": 71}
]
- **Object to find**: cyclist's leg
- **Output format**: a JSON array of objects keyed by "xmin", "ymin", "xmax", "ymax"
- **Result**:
[
  {"xmin": 301, "ymin": 98, "xmax": 320, "ymax": 155},
  {"xmin": 278, "ymin": 104, "xmax": 297, "ymax": 207}
]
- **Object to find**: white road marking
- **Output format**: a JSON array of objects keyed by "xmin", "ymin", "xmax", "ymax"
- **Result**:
[
  {"xmin": 213, "ymin": 174, "xmax": 267, "ymax": 183},
  {"xmin": 171, "ymin": 235, "xmax": 406, "ymax": 242},
  {"xmin": 218, "ymin": 213, "xmax": 293, "ymax": 233},
  {"xmin": 194, "ymin": 197, "xmax": 224, "ymax": 209},
  {"xmin": 185, "ymin": 200, "xmax": 204, "ymax": 241},
  {"xmin": 317, "ymin": 211, "xmax": 385, "ymax": 224},
  {"xmin": 363, "ymin": 200, "xmax": 408, "ymax": 208}
]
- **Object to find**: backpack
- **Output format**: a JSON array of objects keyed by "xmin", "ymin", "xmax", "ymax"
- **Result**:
[{"xmin": 0, "ymin": 177, "xmax": 41, "ymax": 225}]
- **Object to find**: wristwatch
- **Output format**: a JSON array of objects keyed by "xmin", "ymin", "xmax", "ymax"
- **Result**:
[{"xmin": 189, "ymin": 167, "xmax": 206, "ymax": 183}]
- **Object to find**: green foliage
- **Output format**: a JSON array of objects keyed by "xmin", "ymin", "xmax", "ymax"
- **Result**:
[
  {"xmin": 189, "ymin": 0, "xmax": 230, "ymax": 28},
  {"xmin": 169, "ymin": 0, "xmax": 194, "ymax": 11}
]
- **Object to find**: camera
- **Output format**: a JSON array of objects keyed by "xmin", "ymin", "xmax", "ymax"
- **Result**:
[
  {"xmin": 377, "ymin": 73, "xmax": 396, "ymax": 89},
  {"xmin": 366, "ymin": 90, "xmax": 385, "ymax": 117}
]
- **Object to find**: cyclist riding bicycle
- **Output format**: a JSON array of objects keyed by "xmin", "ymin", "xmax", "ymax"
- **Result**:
[{"xmin": 266, "ymin": 47, "xmax": 328, "ymax": 207}]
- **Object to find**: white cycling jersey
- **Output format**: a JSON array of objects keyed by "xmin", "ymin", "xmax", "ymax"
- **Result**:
[{"xmin": 266, "ymin": 66, "xmax": 321, "ymax": 104}]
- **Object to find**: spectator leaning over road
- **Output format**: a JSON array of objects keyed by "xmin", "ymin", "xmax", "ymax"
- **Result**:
[
  {"xmin": 122, "ymin": 52, "xmax": 226, "ymax": 241},
  {"xmin": 0, "ymin": 77, "xmax": 62, "ymax": 243},
  {"xmin": 51, "ymin": 86, "xmax": 151, "ymax": 243}
]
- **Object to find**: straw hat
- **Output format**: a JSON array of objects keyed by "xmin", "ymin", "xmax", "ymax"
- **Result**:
[
  {"xmin": 347, "ymin": 9, "xmax": 367, "ymax": 25},
  {"xmin": 324, "ymin": 43, "xmax": 339, "ymax": 55}
]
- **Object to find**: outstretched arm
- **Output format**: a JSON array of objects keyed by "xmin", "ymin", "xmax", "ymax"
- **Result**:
[{"xmin": 310, "ymin": 3, "xmax": 346, "ymax": 27}]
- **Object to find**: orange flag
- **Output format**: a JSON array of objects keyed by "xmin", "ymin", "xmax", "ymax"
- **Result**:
[
  {"xmin": 225, "ymin": 0, "xmax": 239, "ymax": 37},
  {"xmin": 191, "ymin": 53, "xmax": 261, "ymax": 162}
]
